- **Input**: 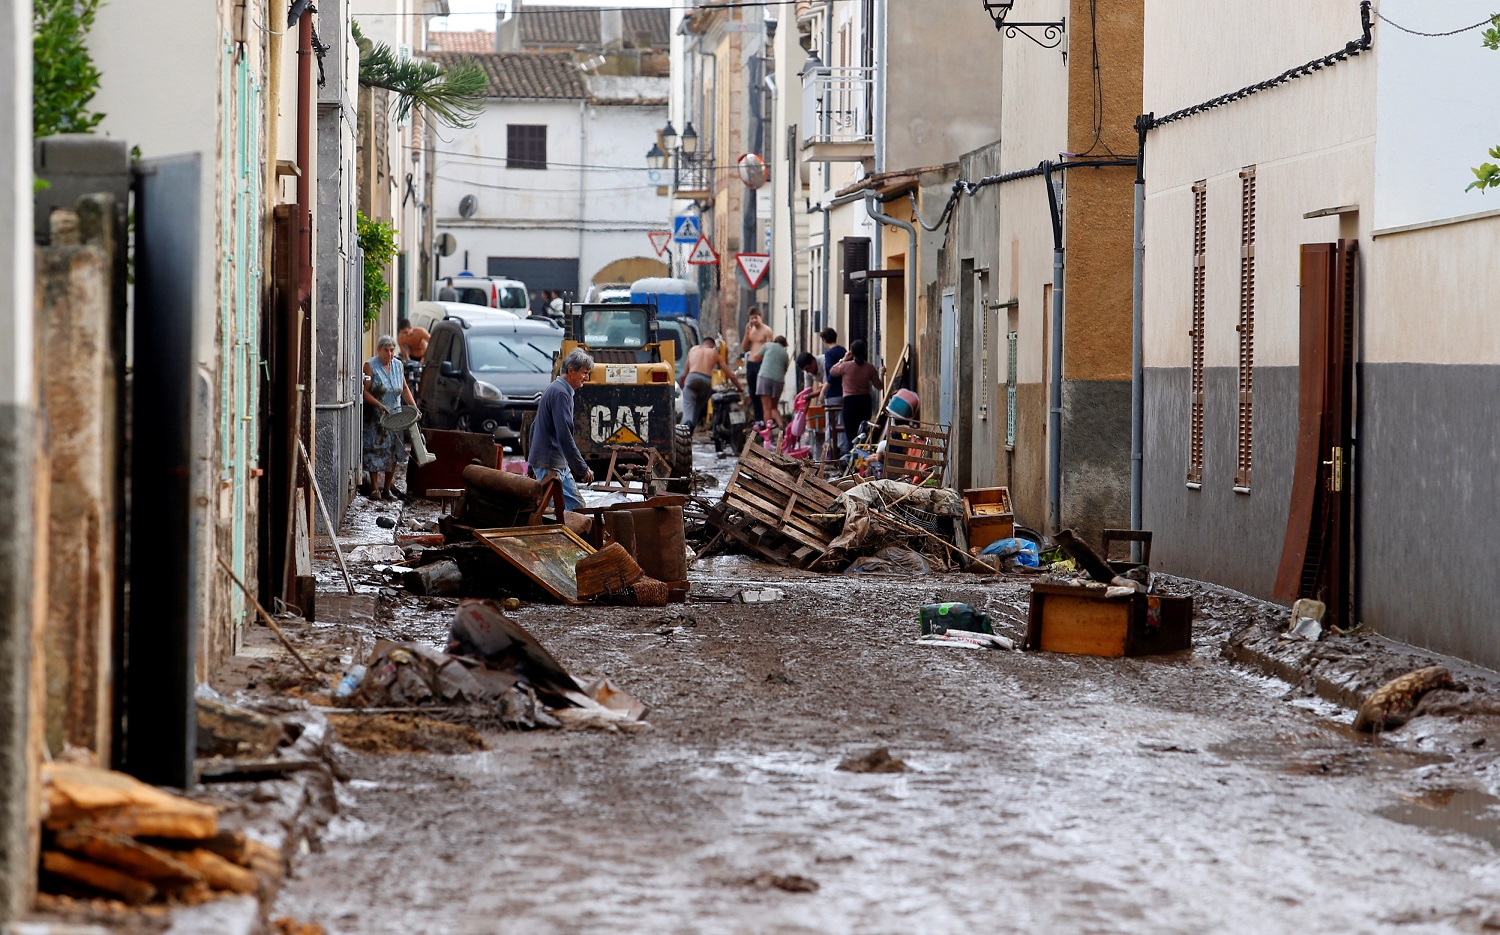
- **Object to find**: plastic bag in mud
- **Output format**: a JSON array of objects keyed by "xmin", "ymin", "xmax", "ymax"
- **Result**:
[{"xmin": 844, "ymin": 546, "xmax": 932, "ymax": 576}]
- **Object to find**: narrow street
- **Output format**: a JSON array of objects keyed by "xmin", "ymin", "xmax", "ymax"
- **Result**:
[{"xmin": 268, "ymin": 453, "xmax": 1500, "ymax": 935}]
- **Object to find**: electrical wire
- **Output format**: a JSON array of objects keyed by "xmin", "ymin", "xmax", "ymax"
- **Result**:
[
  {"xmin": 1073, "ymin": 0, "xmax": 1117, "ymax": 158},
  {"xmin": 1374, "ymin": 10, "xmax": 1495, "ymax": 38},
  {"xmin": 436, "ymin": 174, "xmax": 667, "ymax": 193},
  {"xmin": 1142, "ymin": 0, "xmax": 1372, "ymax": 133},
  {"xmin": 354, "ymin": 1, "xmax": 817, "ymax": 17}
]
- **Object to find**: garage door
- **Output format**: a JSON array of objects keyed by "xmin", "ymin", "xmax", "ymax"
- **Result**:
[{"xmin": 487, "ymin": 257, "xmax": 580, "ymax": 314}]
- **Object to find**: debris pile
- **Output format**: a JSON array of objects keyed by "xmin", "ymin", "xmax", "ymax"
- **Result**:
[
  {"xmin": 332, "ymin": 599, "xmax": 648, "ymax": 734},
  {"xmin": 39, "ymin": 764, "xmax": 280, "ymax": 906}
]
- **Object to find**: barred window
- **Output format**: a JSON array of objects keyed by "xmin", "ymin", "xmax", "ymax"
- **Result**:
[{"xmin": 507, "ymin": 125, "xmax": 547, "ymax": 170}]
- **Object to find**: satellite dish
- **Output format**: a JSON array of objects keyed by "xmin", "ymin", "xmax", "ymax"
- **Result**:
[
  {"xmin": 458, "ymin": 194, "xmax": 478, "ymax": 218},
  {"xmin": 435, "ymin": 232, "xmax": 457, "ymax": 257}
]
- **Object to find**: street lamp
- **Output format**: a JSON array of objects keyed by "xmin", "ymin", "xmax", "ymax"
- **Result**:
[
  {"xmin": 646, "ymin": 120, "xmax": 703, "ymax": 190},
  {"xmin": 980, "ymin": 0, "xmax": 1065, "ymax": 52}
]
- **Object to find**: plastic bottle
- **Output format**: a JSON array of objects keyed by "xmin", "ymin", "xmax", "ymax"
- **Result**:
[
  {"xmin": 334, "ymin": 664, "xmax": 368, "ymax": 698},
  {"xmin": 918, "ymin": 602, "xmax": 994, "ymax": 636}
]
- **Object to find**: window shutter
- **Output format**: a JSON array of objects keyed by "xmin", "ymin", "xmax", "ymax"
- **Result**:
[
  {"xmin": 1188, "ymin": 180, "xmax": 1207, "ymax": 485},
  {"xmin": 1234, "ymin": 166, "xmax": 1257, "ymax": 489}
]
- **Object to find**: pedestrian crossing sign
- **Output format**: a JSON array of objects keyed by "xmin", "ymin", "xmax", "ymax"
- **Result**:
[
  {"xmin": 687, "ymin": 235, "xmax": 719, "ymax": 266},
  {"xmin": 673, "ymin": 215, "xmax": 702, "ymax": 244}
]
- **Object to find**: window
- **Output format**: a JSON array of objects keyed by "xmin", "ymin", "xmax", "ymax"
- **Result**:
[
  {"xmin": 507, "ymin": 125, "xmax": 547, "ymax": 170},
  {"xmin": 1188, "ymin": 180, "xmax": 1207, "ymax": 486},
  {"xmin": 1235, "ymin": 165, "xmax": 1257, "ymax": 490},
  {"xmin": 467, "ymin": 334, "xmax": 560, "ymax": 374}
]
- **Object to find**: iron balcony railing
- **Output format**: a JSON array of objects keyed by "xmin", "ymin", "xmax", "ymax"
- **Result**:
[{"xmin": 801, "ymin": 66, "xmax": 875, "ymax": 147}]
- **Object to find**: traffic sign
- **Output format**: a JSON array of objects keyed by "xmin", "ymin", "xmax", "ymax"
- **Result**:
[
  {"xmin": 672, "ymin": 215, "xmax": 702, "ymax": 244},
  {"xmin": 736, "ymin": 253, "xmax": 771, "ymax": 288},
  {"xmin": 648, "ymin": 230, "xmax": 672, "ymax": 256},
  {"xmin": 687, "ymin": 235, "xmax": 719, "ymax": 266}
]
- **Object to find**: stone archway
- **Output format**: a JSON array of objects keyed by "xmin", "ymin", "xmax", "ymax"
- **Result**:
[{"xmin": 592, "ymin": 256, "xmax": 669, "ymax": 286}]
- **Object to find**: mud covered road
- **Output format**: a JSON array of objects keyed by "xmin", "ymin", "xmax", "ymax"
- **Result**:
[{"xmin": 275, "ymin": 554, "xmax": 1500, "ymax": 934}]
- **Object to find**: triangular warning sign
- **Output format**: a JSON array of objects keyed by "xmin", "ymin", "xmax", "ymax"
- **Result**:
[
  {"xmin": 606, "ymin": 425, "xmax": 644, "ymax": 445},
  {"xmin": 687, "ymin": 235, "xmax": 719, "ymax": 266},
  {"xmin": 648, "ymin": 231, "xmax": 672, "ymax": 256},
  {"xmin": 736, "ymin": 253, "xmax": 771, "ymax": 288}
]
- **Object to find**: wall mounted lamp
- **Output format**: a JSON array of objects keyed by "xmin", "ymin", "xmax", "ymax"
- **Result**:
[{"xmin": 981, "ymin": 0, "xmax": 1066, "ymax": 53}]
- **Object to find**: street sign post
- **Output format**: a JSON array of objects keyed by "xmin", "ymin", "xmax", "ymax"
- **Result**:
[
  {"xmin": 687, "ymin": 235, "xmax": 719, "ymax": 266},
  {"xmin": 672, "ymin": 215, "xmax": 702, "ymax": 244},
  {"xmin": 648, "ymin": 230, "xmax": 672, "ymax": 256},
  {"xmin": 736, "ymin": 253, "xmax": 771, "ymax": 288}
]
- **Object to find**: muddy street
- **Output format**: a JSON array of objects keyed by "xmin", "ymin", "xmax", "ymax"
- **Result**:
[{"xmin": 274, "ymin": 555, "xmax": 1500, "ymax": 935}]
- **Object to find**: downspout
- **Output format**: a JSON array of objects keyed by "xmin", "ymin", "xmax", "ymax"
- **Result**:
[
  {"xmin": 1130, "ymin": 117, "xmax": 1150, "ymax": 552},
  {"xmin": 1043, "ymin": 159, "xmax": 1063, "ymax": 534},
  {"xmin": 863, "ymin": 190, "xmax": 916, "ymax": 385},
  {"xmin": 577, "ymin": 99, "xmax": 587, "ymax": 300},
  {"xmin": 295, "ymin": 4, "xmax": 314, "ymax": 304}
]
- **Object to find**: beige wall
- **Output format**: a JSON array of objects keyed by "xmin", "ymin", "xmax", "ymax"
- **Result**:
[
  {"xmin": 1366, "ymin": 216, "xmax": 1500, "ymax": 365},
  {"xmin": 884, "ymin": 0, "xmax": 1003, "ymax": 172}
]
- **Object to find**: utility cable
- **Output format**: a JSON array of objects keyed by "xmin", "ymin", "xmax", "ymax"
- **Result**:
[{"xmin": 1373, "ymin": 10, "xmax": 1495, "ymax": 38}]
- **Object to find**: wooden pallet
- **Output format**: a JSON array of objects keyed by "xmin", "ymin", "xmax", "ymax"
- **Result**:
[
  {"xmin": 708, "ymin": 437, "xmax": 844, "ymax": 567},
  {"xmin": 882, "ymin": 421, "xmax": 951, "ymax": 485}
]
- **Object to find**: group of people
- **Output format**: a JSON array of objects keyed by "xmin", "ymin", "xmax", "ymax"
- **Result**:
[{"xmin": 676, "ymin": 306, "xmax": 883, "ymax": 456}]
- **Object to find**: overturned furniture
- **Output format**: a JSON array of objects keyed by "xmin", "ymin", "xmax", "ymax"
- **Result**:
[
  {"xmin": 439, "ymin": 463, "xmax": 567, "ymax": 540},
  {"xmin": 882, "ymin": 420, "xmax": 951, "ymax": 486},
  {"xmin": 707, "ymin": 437, "xmax": 845, "ymax": 568},
  {"xmin": 1026, "ymin": 583, "xmax": 1192, "ymax": 657}
]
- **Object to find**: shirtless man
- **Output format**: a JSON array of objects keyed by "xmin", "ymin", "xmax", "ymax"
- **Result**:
[
  {"xmin": 739, "ymin": 307, "xmax": 773, "ymax": 423},
  {"xmin": 397, "ymin": 318, "xmax": 430, "ymax": 362},
  {"xmin": 680, "ymin": 337, "xmax": 743, "ymax": 428}
]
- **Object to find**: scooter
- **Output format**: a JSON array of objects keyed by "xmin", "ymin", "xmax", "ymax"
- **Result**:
[{"xmin": 709, "ymin": 387, "xmax": 747, "ymax": 456}]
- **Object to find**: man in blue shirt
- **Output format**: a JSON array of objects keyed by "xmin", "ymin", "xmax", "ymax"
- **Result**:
[
  {"xmin": 527, "ymin": 348, "xmax": 595, "ymax": 511},
  {"xmin": 819, "ymin": 328, "xmax": 847, "ymax": 456}
]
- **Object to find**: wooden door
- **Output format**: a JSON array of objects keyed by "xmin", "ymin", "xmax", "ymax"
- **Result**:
[{"xmin": 1275, "ymin": 241, "xmax": 1357, "ymax": 627}]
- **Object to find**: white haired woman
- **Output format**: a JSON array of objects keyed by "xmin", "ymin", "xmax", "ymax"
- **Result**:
[{"xmin": 362, "ymin": 334, "xmax": 420, "ymax": 500}]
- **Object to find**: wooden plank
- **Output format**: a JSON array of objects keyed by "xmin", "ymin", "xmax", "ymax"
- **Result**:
[
  {"xmin": 42, "ymin": 851, "xmax": 157, "ymax": 904},
  {"xmin": 53, "ymin": 830, "xmax": 202, "ymax": 884},
  {"xmin": 725, "ymin": 493, "xmax": 828, "ymax": 550},
  {"xmin": 727, "ymin": 477, "xmax": 833, "ymax": 541},
  {"xmin": 885, "ymin": 437, "xmax": 950, "ymax": 453},
  {"xmin": 175, "ymin": 848, "xmax": 259, "ymax": 894}
]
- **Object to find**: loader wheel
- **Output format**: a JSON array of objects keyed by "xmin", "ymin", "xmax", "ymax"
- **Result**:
[{"xmin": 667, "ymin": 422, "xmax": 694, "ymax": 493}]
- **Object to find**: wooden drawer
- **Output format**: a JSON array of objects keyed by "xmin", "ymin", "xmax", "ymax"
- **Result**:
[
  {"xmin": 1025, "ymin": 583, "xmax": 1193, "ymax": 657},
  {"xmin": 963, "ymin": 486, "xmax": 1015, "ymax": 551}
]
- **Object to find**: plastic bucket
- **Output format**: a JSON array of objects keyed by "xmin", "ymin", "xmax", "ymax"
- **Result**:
[{"xmin": 886, "ymin": 388, "xmax": 920, "ymax": 419}]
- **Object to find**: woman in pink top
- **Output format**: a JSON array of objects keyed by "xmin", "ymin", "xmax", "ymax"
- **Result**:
[{"xmin": 829, "ymin": 339, "xmax": 883, "ymax": 450}]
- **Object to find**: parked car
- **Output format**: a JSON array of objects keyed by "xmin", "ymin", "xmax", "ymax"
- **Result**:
[
  {"xmin": 417, "ymin": 315, "xmax": 564, "ymax": 449},
  {"xmin": 408, "ymin": 300, "xmax": 516, "ymax": 336},
  {"xmin": 436, "ymin": 273, "xmax": 529, "ymax": 312}
]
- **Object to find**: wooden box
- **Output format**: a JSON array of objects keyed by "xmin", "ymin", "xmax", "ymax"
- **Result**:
[
  {"xmin": 963, "ymin": 486, "xmax": 1015, "ymax": 551},
  {"xmin": 1025, "ymin": 583, "xmax": 1193, "ymax": 657}
]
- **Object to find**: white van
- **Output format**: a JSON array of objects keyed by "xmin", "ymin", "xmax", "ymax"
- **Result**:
[
  {"xmin": 408, "ymin": 301, "xmax": 517, "ymax": 335},
  {"xmin": 435, "ymin": 274, "xmax": 529, "ymax": 312}
]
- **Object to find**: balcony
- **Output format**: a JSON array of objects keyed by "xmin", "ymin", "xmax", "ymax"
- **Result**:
[
  {"xmin": 801, "ymin": 66, "xmax": 876, "ymax": 163},
  {"xmin": 672, "ymin": 151, "xmax": 713, "ymax": 200}
]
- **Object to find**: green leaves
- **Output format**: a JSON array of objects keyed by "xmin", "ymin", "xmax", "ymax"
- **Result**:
[
  {"xmin": 351, "ymin": 21, "xmax": 486, "ymax": 129},
  {"xmin": 357, "ymin": 212, "xmax": 398, "ymax": 328},
  {"xmin": 33, "ymin": 0, "xmax": 105, "ymax": 138}
]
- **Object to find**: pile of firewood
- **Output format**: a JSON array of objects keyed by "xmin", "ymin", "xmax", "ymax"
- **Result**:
[{"xmin": 39, "ymin": 763, "xmax": 280, "ymax": 905}]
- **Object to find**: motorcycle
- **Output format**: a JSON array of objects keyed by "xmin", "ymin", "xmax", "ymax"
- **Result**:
[
  {"xmin": 403, "ymin": 358, "xmax": 424, "ymax": 397},
  {"xmin": 709, "ymin": 387, "xmax": 747, "ymax": 456}
]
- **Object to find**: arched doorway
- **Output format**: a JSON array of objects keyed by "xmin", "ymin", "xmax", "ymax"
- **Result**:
[{"xmin": 592, "ymin": 256, "xmax": 669, "ymax": 287}]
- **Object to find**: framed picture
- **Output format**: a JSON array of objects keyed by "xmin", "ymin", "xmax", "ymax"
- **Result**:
[{"xmin": 473, "ymin": 525, "xmax": 596, "ymax": 604}]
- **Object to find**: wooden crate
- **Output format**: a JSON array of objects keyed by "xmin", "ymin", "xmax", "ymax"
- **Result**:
[
  {"xmin": 708, "ymin": 437, "xmax": 845, "ymax": 568},
  {"xmin": 962, "ymin": 486, "xmax": 1014, "ymax": 551},
  {"xmin": 1025, "ymin": 583, "xmax": 1192, "ymax": 657}
]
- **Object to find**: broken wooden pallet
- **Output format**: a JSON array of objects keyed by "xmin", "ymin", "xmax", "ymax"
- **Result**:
[{"xmin": 708, "ymin": 437, "xmax": 845, "ymax": 568}]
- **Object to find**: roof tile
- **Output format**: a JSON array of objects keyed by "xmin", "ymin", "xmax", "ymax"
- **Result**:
[{"xmin": 426, "ymin": 51, "xmax": 586, "ymax": 100}]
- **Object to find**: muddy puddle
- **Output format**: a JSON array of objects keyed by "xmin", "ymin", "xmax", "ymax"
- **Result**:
[{"xmin": 1379, "ymin": 788, "xmax": 1500, "ymax": 851}]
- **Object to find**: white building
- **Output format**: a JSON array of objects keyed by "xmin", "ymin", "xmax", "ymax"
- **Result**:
[{"xmin": 430, "ymin": 52, "xmax": 672, "ymax": 306}]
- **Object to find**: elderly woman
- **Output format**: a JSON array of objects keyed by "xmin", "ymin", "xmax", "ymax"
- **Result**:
[{"xmin": 363, "ymin": 334, "xmax": 420, "ymax": 500}]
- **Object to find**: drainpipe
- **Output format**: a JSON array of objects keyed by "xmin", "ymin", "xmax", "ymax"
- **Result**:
[
  {"xmin": 1043, "ymin": 160, "xmax": 1063, "ymax": 535},
  {"xmin": 577, "ymin": 99, "xmax": 587, "ymax": 299},
  {"xmin": 295, "ymin": 3, "xmax": 314, "ymax": 303},
  {"xmin": 863, "ymin": 190, "xmax": 916, "ymax": 385},
  {"xmin": 1130, "ymin": 118, "xmax": 1150, "ymax": 554}
]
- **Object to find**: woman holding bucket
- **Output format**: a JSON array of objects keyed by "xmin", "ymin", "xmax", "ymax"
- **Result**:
[
  {"xmin": 829, "ymin": 339, "xmax": 883, "ymax": 452},
  {"xmin": 363, "ymin": 334, "xmax": 421, "ymax": 500}
]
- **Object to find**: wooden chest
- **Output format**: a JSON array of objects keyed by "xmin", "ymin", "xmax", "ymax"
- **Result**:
[
  {"xmin": 1025, "ymin": 583, "xmax": 1193, "ymax": 657},
  {"xmin": 962, "ymin": 486, "xmax": 1015, "ymax": 551}
]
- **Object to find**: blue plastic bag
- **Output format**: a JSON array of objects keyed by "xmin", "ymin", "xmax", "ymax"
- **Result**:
[{"xmin": 980, "ymin": 537, "xmax": 1039, "ymax": 567}]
